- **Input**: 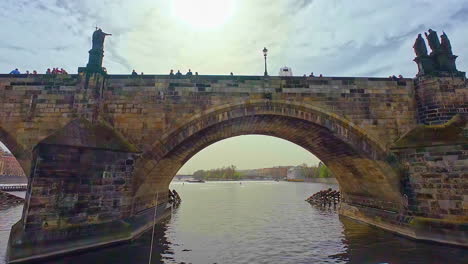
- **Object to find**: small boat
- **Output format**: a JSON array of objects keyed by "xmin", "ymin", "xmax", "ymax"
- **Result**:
[{"xmin": 186, "ymin": 179, "xmax": 205, "ymax": 183}]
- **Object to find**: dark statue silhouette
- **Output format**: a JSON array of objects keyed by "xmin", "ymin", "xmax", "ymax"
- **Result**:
[
  {"xmin": 413, "ymin": 29, "xmax": 462, "ymax": 77},
  {"xmin": 440, "ymin": 32, "xmax": 453, "ymax": 55},
  {"xmin": 92, "ymin": 28, "xmax": 112, "ymax": 51},
  {"xmin": 424, "ymin": 29, "xmax": 440, "ymax": 53},
  {"xmin": 413, "ymin": 34, "xmax": 428, "ymax": 57},
  {"xmin": 83, "ymin": 28, "xmax": 112, "ymax": 74}
]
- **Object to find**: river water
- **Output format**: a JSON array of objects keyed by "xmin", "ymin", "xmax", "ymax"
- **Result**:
[{"xmin": 1, "ymin": 181, "xmax": 467, "ymax": 264}]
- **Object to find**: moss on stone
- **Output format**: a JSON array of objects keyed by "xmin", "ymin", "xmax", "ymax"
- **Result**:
[
  {"xmin": 392, "ymin": 115, "xmax": 467, "ymax": 149},
  {"xmin": 410, "ymin": 216, "xmax": 468, "ymax": 228}
]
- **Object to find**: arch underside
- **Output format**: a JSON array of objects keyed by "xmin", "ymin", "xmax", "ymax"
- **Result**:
[{"xmin": 132, "ymin": 110, "xmax": 403, "ymax": 213}]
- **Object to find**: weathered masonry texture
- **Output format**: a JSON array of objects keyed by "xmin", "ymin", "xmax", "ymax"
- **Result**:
[
  {"xmin": 2, "ymin": 29, "xmax": 468, "ymax": 262},
  {"xmin": 1, "ymin": 74, "xmax": 466, "ymax": 257}
]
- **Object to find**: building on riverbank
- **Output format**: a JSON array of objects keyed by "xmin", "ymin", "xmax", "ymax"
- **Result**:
[
  {"xmin": 0, "ymin": 149, "xmax": 25, "ymax": 177},
  {"xmin": 286, "ymin": 166, "xmax": 306, "ymax": 181},
  {"xmin": 238, "ymin": 166, "xmax": 292, "ymax": 180}
]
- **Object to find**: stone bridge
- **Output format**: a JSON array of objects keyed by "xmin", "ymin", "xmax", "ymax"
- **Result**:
[{"xmin": 3, "ymin": 29, "xmax": 468, "ymax": 262}]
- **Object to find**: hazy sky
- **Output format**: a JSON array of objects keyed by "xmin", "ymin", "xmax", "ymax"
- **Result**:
[
  {"xmin": 1, "ymin": 0, "xmax": 467, "ymax": 173},
  {"xmin": 179, "ymin": 136, "xmax": 320, "ymax": 174}
]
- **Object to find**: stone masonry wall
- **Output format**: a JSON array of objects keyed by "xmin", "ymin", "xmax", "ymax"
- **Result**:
[
  {"xmin": 104, "ymin": 75, "xmax": 417, "ymax": 151},
  {"xmin": 0, "ymin": 74, "xmax": 417, "ymax": 167},
  {"xmin": 395, "ymin": 143, "xmax": 468, "ymax": 220},
  {"xmin": 23, "ymin": 144, "xmax": 138, "ymax": 232},
  {"xmin": 415, "ymin": 76, "xmax": 468, "ymax": 125}
]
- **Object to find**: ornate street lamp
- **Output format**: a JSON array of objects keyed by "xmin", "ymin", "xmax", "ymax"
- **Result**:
[{"xmin": 263, "ymin": 47, "xmax": 268, "ymax": 76}]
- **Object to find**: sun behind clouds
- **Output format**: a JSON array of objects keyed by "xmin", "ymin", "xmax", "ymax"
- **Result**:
[{"xmin": 171, "ymin": 0, "xmax": 236, "ymax": 30}]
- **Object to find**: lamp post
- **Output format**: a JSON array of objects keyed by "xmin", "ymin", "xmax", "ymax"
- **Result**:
[{"xmin": 263, "ymin": 47, "xmax": 268, "ymax": 76}]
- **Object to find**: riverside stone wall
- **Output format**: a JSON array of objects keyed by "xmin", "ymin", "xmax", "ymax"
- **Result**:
[
  {"xmin": 396, "ymin": 143, "xmax": 467, "ymax": 219},
  {"xmin": 23, "ymin": 144, "xmax": 139, "ymax": 232}
]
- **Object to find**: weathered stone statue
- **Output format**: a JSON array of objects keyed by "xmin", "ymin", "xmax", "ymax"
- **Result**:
[
  {"xmin": 85, "ymin": 28, "xmax": 112, "ymax": 74},
  {"xmin": 425, "ymin": 29, "xmax": 441, "ymax": 53},
  {"xmin": 92, "ymin": 28, "xmax": 112, "ymax": 51},
  {"xmin": 440, "ymin": 32, "xmax": 453, "ymax": 55},
  {"xmin": 414, "ymin": 29, "xmax": 464, "ymax": 77},
  {"xmin": 413, "ymin": 34, "xmax": 428, "ymax": 57}
]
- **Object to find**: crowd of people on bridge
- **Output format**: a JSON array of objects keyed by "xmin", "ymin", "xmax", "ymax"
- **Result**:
[
  {"xmin": 169, "ymin": 69, "xmax": 198, "ymax": 77},
  {"xmin": 8, "ymin": 67, "xmax": 405, "ymax": 80},
  {"xmin": 46, "ymin": 68, "xmax": 68, "ymax": 75},
  {"xmin": 9, "ymin": 68, "xmax": 69, "ymax": 75},
  {"xmin": 302, "ymin": 72, "xmax": 324, "ymax": 78}
]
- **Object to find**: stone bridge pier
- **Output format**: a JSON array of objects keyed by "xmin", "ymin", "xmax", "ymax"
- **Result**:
[{"xmin": 2, "ymin": 29, "xmax": 467, "ymax": 262}]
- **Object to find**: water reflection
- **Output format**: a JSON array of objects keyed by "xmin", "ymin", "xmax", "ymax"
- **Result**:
[
  {"xmin": 36, "ymin": 219, "xmax": 174, "ymax": 264},
  {"xmin": 1, "ymin": 182, "xmax": 467, "ymax": 264},
  {"xmin": 338, "ymin": 216, "xmax": 467, "ymax": 264}
]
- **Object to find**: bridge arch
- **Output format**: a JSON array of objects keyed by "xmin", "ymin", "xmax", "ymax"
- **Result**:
[{"xmin": 132, "ymin": 100, "xmax": 404, "ymax": 213}]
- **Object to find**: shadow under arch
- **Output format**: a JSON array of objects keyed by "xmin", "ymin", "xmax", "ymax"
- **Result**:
[{"xmin": 132, "ymin": 100, "xmax": 404, "ymax": 213}]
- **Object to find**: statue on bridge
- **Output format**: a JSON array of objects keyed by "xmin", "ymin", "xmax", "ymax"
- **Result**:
[
  {"xmin": 413, "ymin": 34, "xmax": 428, "ymax": 57},
  {"xmin": 92, "ymin": 28, "xmax": 112, "ymax": 51},
  {"xmin": 440, "ymin": 32, "xmax": 453, "ymax": 55},
  {"xmin": 83, "ymin": 28, "xmax": 112, "ymax": 74},
  {"xmin": 425, "ymin": 29, "xmax": 441, "ymax": 54},
  {"xmin": 413, "ymin": 29, "xmax": 464, "ymax": 77}
]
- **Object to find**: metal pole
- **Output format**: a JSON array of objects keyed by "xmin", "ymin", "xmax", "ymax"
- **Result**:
[
  {"xmin": 148, "ymin": 190, "xmax": 159, "ymax": 264},
  {"xmin": 264, "ymin": 55, "xmax": 268, "ymax": 76}
]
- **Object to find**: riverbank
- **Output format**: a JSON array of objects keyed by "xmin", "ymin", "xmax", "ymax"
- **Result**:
[
  {"xmin": 174, "ymin": 178, "xmax": 338, "ymax": 183},
  {"xmin": 305, "ymin": 178, "xmax": 338, "ymax": 184},
  {"xmin": 0, "ymin": 191, "xmax": 24, "ymax": 210}
]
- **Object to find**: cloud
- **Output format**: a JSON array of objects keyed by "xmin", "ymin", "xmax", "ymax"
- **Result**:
[{"xmin": 0, "ymin": 0, "xmax": 467, "ymax": 77}]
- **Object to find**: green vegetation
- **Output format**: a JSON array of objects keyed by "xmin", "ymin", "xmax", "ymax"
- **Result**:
[
  {"xmin": 191, "ymin": 163, "xmax": 334, "ymax": 181},
  {"xmin": 300, "ymin": 162, "xmax": 333, "ymax": 178},
  {"xmin": 193, "ymin": 165, "xmax": 243, "ymax": 180},
  {"xmin": 317, "ymin": 163, "xmax": 333, "ymax": 178}
]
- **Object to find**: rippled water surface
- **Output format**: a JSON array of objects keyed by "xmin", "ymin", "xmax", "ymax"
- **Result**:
[{"xmin": 1, "ymin": 182, "xmax": 467, "ymax": 264}]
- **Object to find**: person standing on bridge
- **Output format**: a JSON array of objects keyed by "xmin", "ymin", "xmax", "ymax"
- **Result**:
[
  {"xmin": 186, "ymin": 69, "xmax": 193, "ymax": 76},
  {"xmin": 9, "ymin": 68, "xmax": 20, "ymax": 74},
  {"xmin": 131, "ymin": 70, "xmax": 138, "ymax": 76}
]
